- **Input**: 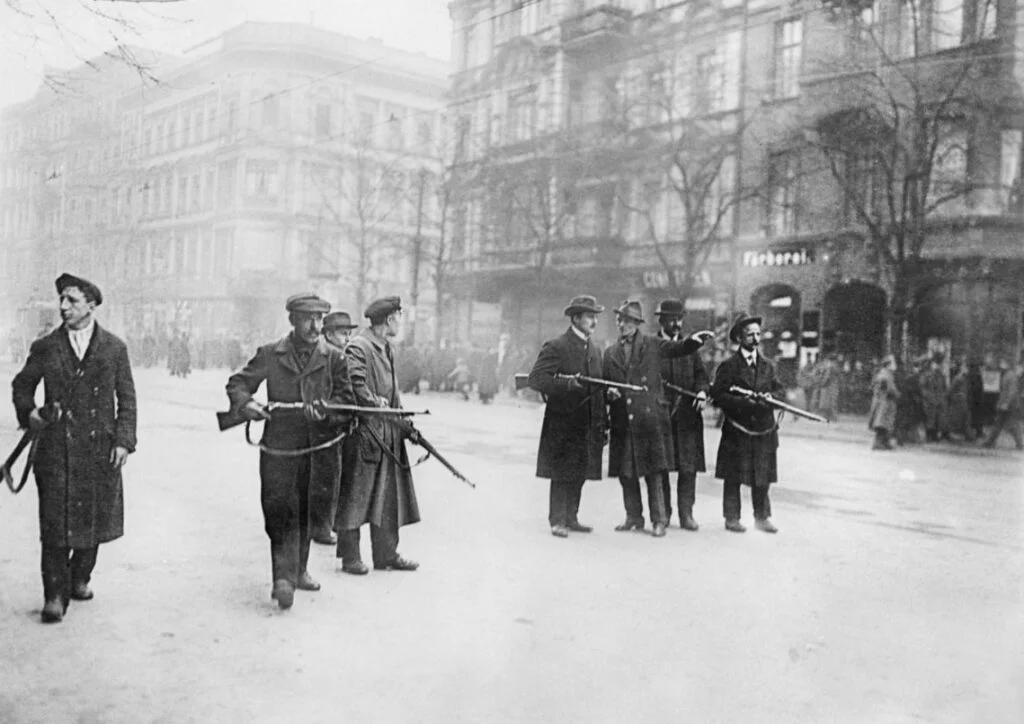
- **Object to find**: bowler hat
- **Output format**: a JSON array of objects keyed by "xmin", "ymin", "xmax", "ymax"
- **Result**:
[
  {"xmin": 324, "ymin": 311, "xmax": 358, "ymax": 330},
  {"xmin": 364, "ymin": 296, "xmax": 402, "ymax": 321},
  {"xmin": 654, "ymin": 299, "xmax": 685, "ymax": 317},
  {"xmin": 563, "ymin": 295, "xmax": 604, "ymax": 316},
  {"xmin": 55, "ymin": 273, "xmax": 102, "ymax": 306},
  {"xmin": 615, "ymin": 300, "xmax": 645, "ymax": 324},
  {"xmin": 728, "ymin": 312, "xmax": 762, "ymax": 343},
  {"xmin": 285, "ymin": 293, "xmax": 331, "ymax": 314}
]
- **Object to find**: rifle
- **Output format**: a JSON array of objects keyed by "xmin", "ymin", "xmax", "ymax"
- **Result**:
[
  {"xmin": 409, "ymin": 427, "xmax": 475, "ymax": 489},
  {"xmin": 663, "ymin": 381, "xmax": 703, "ymax": 401},
  {"xmin": 727, "ymin": 385, "xmax": 828, "ymax": 423},
  {"xmin": 513, "ymin": 372, "xmax": 647, "ymax": 393},
  {"xmin": 3, "ymin": 402, "xmax": 61, "ymax": 494},
  {"xmin": 217, "ymin": 401, "xmax": 429, "ymax": 432}
]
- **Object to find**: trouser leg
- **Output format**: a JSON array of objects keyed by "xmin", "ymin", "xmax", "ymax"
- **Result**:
[
  {"xmin": 370, "ymin": 472, "xmax": 400, "ymax": 567},
  {"xmin": 1009, "ymin": 416, "xmax": 1024, "ymax": 449},
  {"xmin": 644, "ymin": 474, "xmax": 668, "ymax": 527},
  {"xmin": 619, "ymin": 477, "xmax": 645, "ymax": 525},
  {"xmin": 678, "ymin": 472, "xmax": 696, "ymax": 518},
  {"xmin": 723, "ymin": 478, "xmax": 741, "ymax": 521},
  {"xmin": 40, "ymin": 544, "xmax": 69, "ymax": 602},
  {"xmin": 338, "ymin": 529, "xmax": 362, "ymax": 563},
  {"xmin": 752, "ymin": 485, "xmax": 772, "ymax": 520},
  {"xmin": 984, "ymin": 412, "xmax": 1008, "ymax": 446},
  {"xmin": 297, "ymin": 458, "xmax": 312, "ymax": 575},
  {"xmin": 567, "ymin": 480, "xmax": 585, "ymax": 524},
  {"xmin": 308, "ymin": 447, "xmax": 340, "ymax": 535},
  {"xmin": 659, "ymin": 471, "xmax": 673, "ymax": 522},
  {"xmin": 70, "ymin": 547, "xmax": 98, "ymax": 586},
  {"xmin": 260, "ymin": 453, "xmax": 305, "ymax": 586},
  {"xmin": 548, "ymin": 480, "xmax": 570, "ymax": 528}
]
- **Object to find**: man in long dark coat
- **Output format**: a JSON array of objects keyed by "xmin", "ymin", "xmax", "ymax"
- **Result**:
[
  {"xmin": 226, "ymin": 294, "xmax": 354, "ymax": 610},
  {"xmin": 654, "ymin": 299, "xmax": 710, "ymax": 531},
  {"xmin": 335, "ymin": 296, "xmax": 420, "ymax": 574},
  {"xmin": 603, "ymin": 300, "xmax": 713, "ymax": 538},
  {"xmin": 527, "ymin": 295, "xmax": 607, "ymax": 538},
  {"xmin": 711, "ymin": 313, "xmax": 785, "ymax": 534},
  {"xmin": 12, "ymin": 273, "xmax": 137, "ymax": 623}
]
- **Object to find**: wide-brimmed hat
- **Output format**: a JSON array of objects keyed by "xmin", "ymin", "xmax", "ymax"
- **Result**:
[
  {"xmin": 615, "ymin": 300, "xmax": 645, "ymax": 324},
  {"xmin": 728, "ymin": 313, "xmax": 762, "ymax": 343},
  {"xmin": 324, "ymin": 311, "xmax": 358, "ymax": 330},
  {"xmin": 563, "ymin": 295, "xmax": 604, "ymax": 316},
  {"xmin": 654, "ymin": 299, "xmax": 685, "ymax": 317}
]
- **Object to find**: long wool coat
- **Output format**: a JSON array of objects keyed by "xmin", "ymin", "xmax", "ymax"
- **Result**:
[
  {"xmin": 528, "ymin": 328, "xmax": 606, "ymax": 482},
  {"xmin": 335, "ymin": 329, "xmax": 420, "ymax": 531},
  {"xmin": 711, "ymin": 352, "xmax": 783, "ymax": 488},
  {"xmin": 658, "ymin": 331, "xmax": 710, "ymax": 476},
  {"xmin": 603, "ymin": 332, "xmax": 702, "ymax": 479},
  {"xmin": 867, "ymin": 366, "xmax": 900, "ymax": 432},
  {"xmin": 12, "ymin": 324, "xmax": 137, "ymax": 548}
]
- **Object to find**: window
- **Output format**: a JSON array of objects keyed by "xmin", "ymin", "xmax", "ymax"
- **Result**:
[
  {"xmin": 190, "ymin": 175, "xmax": 201, "ymax": 211},
  {"xmin": 932, "ymin": 0, "xmax": 964, "ymax": 50},
  {"xmin": 261, "ymin": 94, "xmax": 280, "ymax": 128},
  {"xmin": 200, "ymin": 231, "xmax": 213, "ymax": 277},
  {"xmin": 357, "ymin": 97, "xmax": 377, "ymax": 143},
  {"xmin": 225, "ymin": 100, "xmax": 238, "ymax": 135},
  {"xmin": 844, "ymin": 151, "xmax": 881, "ymax": 224},
  {"xmin": 703, "ymin": 154, "xmax": 736, "ymax": 237},
  {"xmin": 999, "ymin": 130, "xmax": 1022, "ymax": 213},
  {"xmin": 507, "ymin": 88, "xmax": 537, "ymax": 143},
  {"xmin": 973, "ymin": 0, "xmax": 997, "ymax": 38},
  {"xmin": 183, "ymin": 232, "xmax": 198, "ymax": 276},
  {"xmin": 206, "ymin": 108, "xmax": 216, "ymax": 141},
  {"xmin": 204, "ymin": 170, "xmax": 215, "ymax": 209},
  {"xmin": 898, "ymin": 0, "xmax": 922, "ymax": 57},
  {"xmin": 851, "ymin": 0, "xmax": 879, "ymax": 54},
  {"xmin": 386, "ymin": 108, "xmax": 405, "ymax": 150},
  {"xmin": 417, "ymin": 119, "xmax": 433, "ymax": 152},
  {"xmin": 695, "ymin": 51, "xmax": 723, "ymax": 115},
  {"xmin": 928, "ymin": 124, "xmax": 968, "ymax": 212},
  {"xmin": 217, "ymin": 161, "xmax": 236, "ymax": 208},
  {"xmin": 162, "ymin": 176, "xmax": 172, "ymax": 212},
  {"xmin": 774, "ymin": 19, "xmax": 802, "ymax": 100},
  {"xmin": 245, "ymin": 161, "xmax": 279, "ymax": 198},
  {"xmin": 182, "ymin": 113, "xmax": 192, "ymax": 146},
  {"xmin": 315, "ymin": 103, "xmax": 332, "ymax": 139},
  {"xmin": 177, "ymin": 176, "xmax": 188, "ymax": 213},
  {"xmin": 766, "ymin": 151, "xmax": 800, "ymax": 236},
  {"xmin": 214, "ymin": 228, "xmax": 234, "ymax": 275},
  {"xmin": 167, "ymin": 121, "xmax": 176, "ymax": 151}
]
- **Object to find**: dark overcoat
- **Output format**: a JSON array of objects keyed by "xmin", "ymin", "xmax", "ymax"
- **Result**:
[
  {"xmin": 711, "ymin": 352, "xmax": 783, "ymax": 487},
  {"xmin": 527, "ymin": 328, "xmax": 605, "ymax": 481},
  {"xmin": 867, "ymin": 367, "xmax": 899, "ymax": 432},
  {"xmin": 226, "ymin": 335, "xmax": 353, "ymax": 516},
  {"xmin": 12, "ymin": 324, "xmax": 137, "ymax": 548},
  {"xmin": 658, "ymin": 331, "xmax": 710, "ymax": 476},
  {"xmin": 603, "ymin": 333, "xmax": 702, "ymax": 479},
  {"xmin": 336, "ymin": 329, "xmax": 420, "ymax": 531}
]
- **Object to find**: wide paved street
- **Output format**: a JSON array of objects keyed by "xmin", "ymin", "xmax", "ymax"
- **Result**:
[{"xmin": 0, "ymin": 369, "xmax": 1021, "ymax": 723}]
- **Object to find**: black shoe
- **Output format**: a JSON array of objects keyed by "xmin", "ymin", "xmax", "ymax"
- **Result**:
[
  {"xmin": 725, "ymin": 519, "xmax": 746, "ymax": 533},
  {"xmin": 70, "ymin": 582, "xmax": 94, "ymax": 601},
  {"xmin": 271, "ymin": 579, "xmax": 295, "ymax": 609},
  {"xmin": 652, "ymin": 523, "xmax": 667, "ymax": 538},
  {"xmin": 312, "ymin": 530, "xmax": 338, "ymax": 546},
  {"xmin": 376, "ymin": 556, "xmax": 419, "ymax": 571},
  {"xmin": 680, "ymin": 515, "xmax": 699, "ymax": 531},
  {"xmin": 297, "ymin": 571, "xmax": 321, "ymax": 591},
  {"xmin": 41, "ymin": 598, "xmax": 64, "ymax": 623},
  {"xmin": 341, "ymin": 561, "xmax": 369, "ymax": 576},
  {"xmin": 614, "ymin": 519, "xmax": 644, "ymax": 532},
  {"xmin": 755, "ymin": 518, "xmax": 779, "ymax": 534},
  {"xmin": 550, "ymin": 525, "xmax": 569, "ymax": 538},
  {"xmin": 566, "ymin": 521, "xmax": 593, "ymax": 533}
]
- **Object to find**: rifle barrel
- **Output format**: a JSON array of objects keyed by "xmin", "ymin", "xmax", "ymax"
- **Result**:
[
  {"xmin": 559, "ymin": 374, "xmax": 648, "ymax": 393},
  {"xmin": 663, "ymin": 381, "xmax": 701, "ymax": 400},
  {"xmin": 727, "ymin": 385, "xmax": 828, "ymax": 423},
  {"xmin": 415, "ymin": 432, "xmax": 475, "ymax": 488},
  {"xmin": 268, "ymin": 402, "xmax": 429, "ymax": 415}
]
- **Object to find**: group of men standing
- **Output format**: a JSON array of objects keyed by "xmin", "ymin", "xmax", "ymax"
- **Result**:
[
  {"xmin": 225, "ymin": 294, "xmax": 421, "ymax": 610},
  {"xmin": 528, "ymin": 295, "xmax": 784, "ymax": 539}
]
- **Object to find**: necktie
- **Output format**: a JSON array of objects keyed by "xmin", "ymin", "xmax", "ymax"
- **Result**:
[
  {"xmin": 583, "ymin": 340, "xmax": 590, "ymax": 375},
  {"xmin": 621, "ymin": 337, "xmax": 632, "ymax": 366}
]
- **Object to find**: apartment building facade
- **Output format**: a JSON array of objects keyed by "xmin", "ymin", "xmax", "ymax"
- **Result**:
[
  {"xmin": 0, "ymin": 23, "xmax": 449, "ymax": 353},
  {"xmin": 447, "ymin": 0, "xmax": 1023, "ymax": 371}
]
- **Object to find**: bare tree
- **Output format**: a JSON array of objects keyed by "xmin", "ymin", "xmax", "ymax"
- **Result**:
[{"xmin": 808, "ymin": 0, "xmax": 1002, "ymax": 359}]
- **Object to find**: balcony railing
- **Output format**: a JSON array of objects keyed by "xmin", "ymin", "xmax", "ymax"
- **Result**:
[{"xmin": 561, "ymin": 5, "xmax": 631, "ymax": 47}]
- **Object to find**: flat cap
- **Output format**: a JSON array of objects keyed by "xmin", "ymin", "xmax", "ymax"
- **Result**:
[
  {"xmin": 285, "ymin": 293, "xmax": 331, "ymax": 314},
  {"xmin": 56, "ymin": 273, "xmax": 102, "ymax": 305},
  {"xmin": 324, "ymin": 311, "xmax": 358, "ymax": 330},
  {"xmin": 364, "ymin": 296, "xmax": 402, "ymax": 320}
]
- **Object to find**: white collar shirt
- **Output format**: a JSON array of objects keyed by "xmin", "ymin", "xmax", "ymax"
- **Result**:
[
  {"xmin": 741, "ymin": 348, "xmax": 757, "ymax": 367},
  {"xmin": 67, "ymin": 320, "xmax": 95, "ymax": 361}
]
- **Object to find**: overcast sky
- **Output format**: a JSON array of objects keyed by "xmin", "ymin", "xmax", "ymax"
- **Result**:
[{"xmin": 0, "ymin": 0, "xmax": 453, "ymax": 109}]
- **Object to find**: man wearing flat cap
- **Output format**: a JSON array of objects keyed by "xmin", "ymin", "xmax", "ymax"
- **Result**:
[
  {"xmin": 335, "ymin": 296, "xmax": 421, "ymax": 574},
  {"xmin": 226, "ymin": 293, "xmax": 355, "ymax": 609},
  {"xmin": 12, "ymin": 273, "xmax": 137, "ymax": 623},
  {"xmin": 710, "ymin": 313, "xmax": 785, "ymax": 534},
  {"xmin": 527, "ymin": 295, "xmax": 608, "ymax": 538},
  {"xmin": 603, "ymin": 300, "xmax": 714, "ymax": 537},
  {"xmin": 655, "ymin": 299, "xmax": 711, "ymax": 531}
]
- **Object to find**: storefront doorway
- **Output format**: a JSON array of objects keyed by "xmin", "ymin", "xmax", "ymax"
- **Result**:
[
  {"xmin": 750, "ymin": 284, "xmax": 801, "ymax": 387},
  {"xmin": 822, "ymin": 281, "xmax": 886, "ymax": 363}
]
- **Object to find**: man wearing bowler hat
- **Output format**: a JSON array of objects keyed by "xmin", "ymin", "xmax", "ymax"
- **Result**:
[
  {"xmin": 655, "ymin": 299, "xmax": 711, "ymax": 531},
  {"xmin": 711, "ymin": 313, "xmax": 785, "ymax": 533},
  {"xmin": 527, "ymin": 295, "xmax": 607, "ymax": 538},
  {"xmin": 335, "ymin": 296, "xmax": 421, "ymax": 573},
  {"xmin": 309, "ymin": 310, "xmax": 361, "ymax": 546},
  {"xmin": 603, "ymin": 300, "xmax": 714, "ymax": 537},
  {"xmin": 226, "ymin": 293, "xmax": 355, "ymax": 609},
  {"xmin": 12, "ymin": 273, "xmax": 137, "ymax": 623}
]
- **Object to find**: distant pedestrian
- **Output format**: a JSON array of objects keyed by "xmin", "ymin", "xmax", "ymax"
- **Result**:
[
  {"xmin": 11, "ymin": 273, "xmax": 137, "ymax": 623},
  {"xmin": 981, "ymin": 356, "xmax": 1023, "ymax": 450},
  {"xmin": 868, "ymin": 355, "xmax": 900, "ymax": 450},
  {"xmin": 920, "ymin": 353, "xmax": 949, "ymax": 442},
  {"xmin": 711, "ymin": 313, "xmax": 784, "ymax": 534}
]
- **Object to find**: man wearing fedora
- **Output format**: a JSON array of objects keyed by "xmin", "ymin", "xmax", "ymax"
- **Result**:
[
  {"xmin": 308, "ymin": 311, "xmax": 361, "ymax": 547},
  {"xmin": 655, "ymin": 299, "xmax": 711, "ymax": 531},
  {"xmin": 711, "ymin": 313, "xmax": 785, "ymax": 534},
  {"xmin": 527, "ymin": 295, "xmax": 607, "ymax": 538},
  {"xmin": 335, "ymin": 296, "xmax": 421, "ymax": 573},
  {"xmin": 226, "ymin": 293, "xmax": 355, "ymax": 609},
  {"xmin": 603, "ymin": 300, "xmax": 714, "ymax": 537},
  {"xmin": 12, "ymin": 273, "xmax": 137, "ymax": 623}
]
